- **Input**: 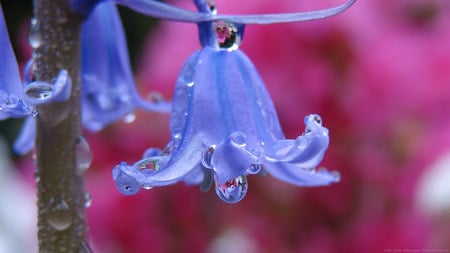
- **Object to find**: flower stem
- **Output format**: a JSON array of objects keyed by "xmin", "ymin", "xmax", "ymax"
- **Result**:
[{"xmin": 33, "ymin": 0, "xmax": 91, "ymax": 251}]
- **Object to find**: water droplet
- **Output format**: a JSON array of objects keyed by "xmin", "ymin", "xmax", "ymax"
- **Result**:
[
  {"xmin": 33, "ymin": 170, "xmax": 40, "ymax": 183},
  {"xmin": 47, "ymin": 199, "xmax": 72, "ymax": 231},
  {"xmin": 143, "ymin": 148, "xmax": 161, "ymax": 158},
  {"xmin": 331, "ymin": 170, "xmax": 341, "ymax": 182},
  {"xmin": 186, "ymin": 82, "xmax": 194, "ymax": 87},
  {"xmin": 75, "ymin": 136, "xmax": 93, "ymax": 174},
  {"xmin": 312, "ymin": 114, "xmax": 322, "ymax": 125},
  {"xmin": 215, "ymin": 175, "xmax": 248, "ymax": 203},
  {"xmin": 201, "ymin": 145, "xmax": 216, "ymax": 169},
  {"xmin": 214, "ymin": 21, "xmax": 240, "ymax": 49},
  {"xmin": 135, "ymin": 156, "xmax": 167, "ymax": 171},
  {"xmin": 24, "ymin": 82, "xmax": 53, "ymax": 101},
  {"xmin": 28, "ymin": 19, "xmax": 42, "ymax": 49},
  {"xmin": 146, "ymin": 92, "xmax": 164, "ymax": 103},
  {"xmin": 247, "ymin": 164, "xmax": 262, "ymax": 174},
  {"xmin": 114, "ymin": 172, "xmax": 141, "ymax": 195},
  {"xmin": 55, "ymin": 8, "xmax": 68, "ymax": 24},
  {"xmin": 84, "ymin": 192, "xmax": 92, "ymax": 208},
  {"xmin": 229, "ymin": 132, "xmax": 246, "ymax": 147},
  {"xmin": 123, "ymin": 112, "xmax": 136, "ymax": 123},
  {"xmin": 207, "ymin": 0, "xmax": 217, "ymax": 14}
]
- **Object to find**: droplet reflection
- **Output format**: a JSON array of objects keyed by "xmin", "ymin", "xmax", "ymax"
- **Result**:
[{"xmin": 215, "ymin": 175, "xmax": 248, "ymax": 203}]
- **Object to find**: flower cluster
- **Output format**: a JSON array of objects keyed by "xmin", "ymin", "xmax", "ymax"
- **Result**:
[{"xmin": 1, "ymin": 0, "xmax": 355, "ymax": 203}]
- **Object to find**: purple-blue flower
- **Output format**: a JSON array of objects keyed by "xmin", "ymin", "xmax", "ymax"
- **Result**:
[
  {"xmin": 0, "ymin": 5, "xmax": 35, "ymax": 120},
  {"xmin": 112, "ymin": 1, "xmax": 344, "ymax": 203},
  {"xmin": 1, "ymin": 5, "xmax": 72, "ymax": 121},
  {"xmin": 80, "ymin": 2, "xmax": 170, "ymax": 132},
  {"xmin": 13, "ymin": 2, "xmax": 171, "ymax": 154}
]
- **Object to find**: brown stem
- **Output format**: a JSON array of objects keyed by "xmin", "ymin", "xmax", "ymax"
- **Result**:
[{"xmin": 33, "ymin": 0, "xmax": 91, "ymax": 251}]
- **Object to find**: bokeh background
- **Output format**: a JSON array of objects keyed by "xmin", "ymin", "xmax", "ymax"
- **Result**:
[{"xmin": 1, "ymin": 0, "xmax": 450, "ymax": 252}]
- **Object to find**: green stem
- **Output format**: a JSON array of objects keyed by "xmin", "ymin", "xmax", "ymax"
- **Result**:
[{"xmin": 33, "ymin": 0, "xmax": 91, "ymax": 251}]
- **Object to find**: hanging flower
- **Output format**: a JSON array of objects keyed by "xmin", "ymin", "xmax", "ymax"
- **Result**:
[
  {"xmin": 80, "ymin": 2, "xmax": 170, "ymax": 132},
  {"xmin": 112, "ymin": 0, "xmax": 348, "ymax": 203},
  {"xmin": 13, "ymin": 2, "xmax": 171, "ymax": 154},
  {"xmin": 0, "ymin": 5, "xmax": 35, "ymax": 120}
]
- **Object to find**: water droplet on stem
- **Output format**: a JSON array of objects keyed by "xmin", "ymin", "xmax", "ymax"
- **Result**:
[
  {"xmin": 47, "ymin": 199, "xmax": 72, "ymax": 231},
  {"xmin": 28, "ymin": 19, "xmax": 42, "ymax": 49},
  {"xmin": 75, "ymin": 136, "xmax": 93, "ymax": 174}
]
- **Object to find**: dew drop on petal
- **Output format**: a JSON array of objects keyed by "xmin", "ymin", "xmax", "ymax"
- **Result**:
[
  {"xmin": 28, "ymin": 19, "xmax": 42, "ymax": 49},
  {"xmin": 331, "ymin": 170, "xmax": 341, "ymax": 182},
  {"xmin": 47, "ymin": 199, "xmax": 72, "ymax": 231},
  {"xmin": 75, "ymin": 136, "xmax": 93, "ymax": 174},
  {"xmin": 142, "ymin": 147, "xmax": 161, "ymax": 158},
  {"xmin": 247, "ymin": 164, "xmax": 262, "ymax": 174},
  {"xmin": 229, "ymin": 132, "xmax": 246, "ymax": 147},
  {"xmin": 215, "ymin": 175, "xmax": 248, "ymax": 203},
  {"xmin": 146, "ymin": 92, "xmax": 165, "ymax": 103},
  {"xmin": 207, "ymin": 0, "xmax": 217, "ymax": 14},
  {"xmin": 123, "ymin": 112, "xmax": 136, "ymax": 123},
  {"xmin": 114, "ymin": 172, "xmax": 141, "ymax": 195},
  {"xmin": 214, "ymin": 21, "xmax": 240, "ymax": 50},
  {"xmin": 201, "ymin": 145, "xmax": 216, "ymax": 169},
  {"xmin": 24, "ymin": 82, "xmax": 53, "ymax": 101}
]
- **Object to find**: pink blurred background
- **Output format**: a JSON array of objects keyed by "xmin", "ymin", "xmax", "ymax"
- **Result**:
[{"xmin": 2, "ymin": 0, "xmax": 450, "ymax": 252}]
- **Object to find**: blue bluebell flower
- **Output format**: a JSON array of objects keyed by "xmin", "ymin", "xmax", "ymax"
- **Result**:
[
  {"xmin": 13, "ymin": 2, "xmax": 171, "ymax": 154},
  {"xmin": 0, "ymin": 5, "xmax": 35, "ymax": 120},
  {"xmin": 1, "ymin": 5, "xmax": 72, "ymax": 121},
  {"xmin": 80, "ymin": 2, "xmax": 170, "ymax": 132},
  {"xmin": 112, "ymin": 1, "xmax": 345, "ymax": 203}
]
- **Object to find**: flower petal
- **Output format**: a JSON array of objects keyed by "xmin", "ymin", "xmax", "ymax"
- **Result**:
[
  {"xmin": 13, "ymin": 117, "xmax": 36, "ymax": 155},
  {"xmin": 0, "ymin": 5, "xmax": 34, "ymax": 119},
  {"xmin": 81, "ymin": 2, "xmax": 169, "ymax": 132},
  {"xmin": 265, "ymin": 114, "xmax": 329, "ymax": 168},
  {"xmin": 116, "ymin": 0, "xmax": 356, "ymax": 24},
  {"xmin": 264, "ymin": 162, "xmax": 340, "ymax": 187}
]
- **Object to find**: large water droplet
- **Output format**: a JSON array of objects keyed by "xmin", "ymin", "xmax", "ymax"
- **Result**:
[
  {"xmin": 75, "ymin": 136, "xmax": 93, "ymax": 174},
  {"xmin": 214, "ymin": 21, "xmax": 240, "ymax": 50},
  {"xmin": 28, "ymin": 19, "xmax": 42, "ymax": 49},
  {"xmin": 201, "ymin": 145, "xmax": 216, "ymax": 169},
  {"xmin": 47, "ymin": 199, "xmax": 72, "ymax": 231},
  {"xmin": 24, "ymin": 82, "xmax": 53, "ymax": 101},
  {"xmin": 215, "ymin": 175, "xmax": 248, "ymax": 203}
]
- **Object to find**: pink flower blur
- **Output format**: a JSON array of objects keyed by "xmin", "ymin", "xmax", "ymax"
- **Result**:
[{"xmin": 60, "ymin": 0, "xmax": 450, "ymax": 252}]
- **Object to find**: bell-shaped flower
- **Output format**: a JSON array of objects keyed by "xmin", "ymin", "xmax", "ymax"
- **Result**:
[
  {"xmin": 1, "ymin": 5, "xmax": 72, "ymax": 122},
  {"xmin": 13, "ymin": 2, "xmax": 170, "ymax": 154},
  {"xmin": 0, "ymin": 5, "xmax": 35, "ymax": 120},
  {"xmin": 112, "ymin": 1, "xmax": 344, "ymax": 203},
  {"xmin": 80, "ymin": 2, "xmax": 170, "ymax": 132}
]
